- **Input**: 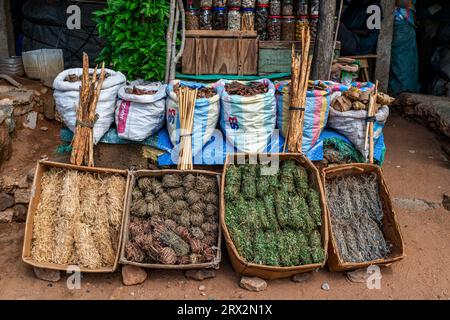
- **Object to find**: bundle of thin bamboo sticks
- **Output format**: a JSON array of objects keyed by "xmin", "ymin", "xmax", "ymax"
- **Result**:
[
  {"xmin": 177, "ymin": 86, "xmax": 197, "ymax": 170},
  {"xmin": 284, "ymin": 25, "xmax": 312, "ymax": 153},
  {"xmin": 365, "ymin": 80, "xmax": 379, "ymax": 164},
  {"xmin": 70, "ymin": 53, "xmax": 106, "ymax": 167}
]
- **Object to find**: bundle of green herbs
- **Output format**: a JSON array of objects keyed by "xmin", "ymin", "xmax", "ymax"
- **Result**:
[
  {"xmin": 225, "ymin": 160, "xmax": 325, "ymax": 267},
  {"xmin": 125, "ymin": 173, "xmax": 219, "ymax": 265},
  {"xmin": 326, "ymin": 172, "xmax": 390, "ymax": 263}
]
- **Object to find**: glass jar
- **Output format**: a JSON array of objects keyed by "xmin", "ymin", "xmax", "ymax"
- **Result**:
[
  {"xmin": 213, "ymin": 7, "xmax": 227, "ymax": 30},
  {"xmin": 295, "ymin": 15, "xmax": 308, "ymax": 41},
  {"xmin": 228, "ymin": 0, "xmax": 242, "ymax": 7},
  {"xmin": 269, "ymin": 0, "xmax": 281, "ymax": 16},
  {"xmin": 310, "ymin": 0, "xmax": 319, "ymax": 16},
  {"xmin": 227, "ymin": 7, "xmax": 241, "ymax": 30},
  {"xmin": 267, "ymin": 15, "xmax": 281, "ymax": 40},
  {"xmin": 242, "ymin": 0, "xmax": 256, "ymax": 8},
  {"xmin": 186, "ymin": 8, "xmax": 200, "ymax": 30},
  {"xmin": 242, "ymin": 8, "xmax": 255, "ymax": 31},
  {"xmin": 200, "ymin": 0, "xmax": 213, "ymax": 7},
  {"xmin": 282, "ymin": 0, "xmax": 294, "ymax": 16},
  {"xmin": 200, "ymin": 7, "xmax": 213, "ymax": 30},
  {"xmin": 213, "ymin": 0, "xmax": 226, "ymax": 7},
  {"xmin": 255, "ymin": 4, "xmax": 269, "ymax": 40},
  {"xmin": 309, "ymin": 15, "xmax": 319, "ymax": 41},
  {"xmin": 295, "ymin": 0, "xmax": 308, "ymax": 16},
  {"xmin": 257, "ymin": 0, "xmax": 270, "ymax": 4},
  {"xmin": 281, "ymin": 16, "xmax": 295, "ymax": 41}
]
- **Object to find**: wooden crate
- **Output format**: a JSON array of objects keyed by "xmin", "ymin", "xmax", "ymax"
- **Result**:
[
  {"xmin": 258, "ymin": 41, "xmax": 303, "ymax": 75},
  {"xmin": 182, "ymin": 30, "xmax": 258, "ymax": 76}
]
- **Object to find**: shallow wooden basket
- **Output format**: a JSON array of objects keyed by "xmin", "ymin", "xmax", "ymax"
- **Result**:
[
  {"xmin": 220, "ymin": 153, "xmax": 329, "ymax": 280},
  {"xmin": 22, "ymin": 160, "xmax": 129, "ymax": 273},
  {"xmin": 119, "ymin": 169, "xmax": 222, "ymax": 270},
  {"xmin": 322, "ymin": 164, "xmax": 405, "ymax": 272}
]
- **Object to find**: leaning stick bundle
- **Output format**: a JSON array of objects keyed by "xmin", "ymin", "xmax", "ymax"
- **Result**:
[
  {"xmin": 284, "ymin": 26, "xmax": 312, "ymax": 153},
  {"xmin": 70, "ymin": 53, "xmax": 106, "ymax": 167},
  {"xmin": 242, "ymin": 14, "xmax": 255, "ymax": 31},
  {"xmin": 177, "ymin": 86, "xmax": 197, "ymax": 170},
  {"xmin": 365, "ymin": 80, "xmax": 378, "ymax": 163}
]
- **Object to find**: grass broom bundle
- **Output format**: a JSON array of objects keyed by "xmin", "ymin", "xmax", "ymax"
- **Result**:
[
  {"xmin": 177, "ymin": 86, "xmax": 197, "ymax": 170},
  {"xmin": 70, "ymin": 53, "xmax": 106, "ymax": 167},
  {"xmin": 284, "ymin": 25, "xmax": 312, "ymax": 153}
]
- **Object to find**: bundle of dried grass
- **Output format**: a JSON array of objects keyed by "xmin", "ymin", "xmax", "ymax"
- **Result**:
[
  {"xmin": 31, "ymin": 169, "xmax": 63, "ymax": 263},
  {"xmin": 106, "ymin": 175, "xmax": 127, "ymax": 231},
  {"xmin": 53, "ymin": 170, "xmax": 80, "ymax": 265},
  {"xmin": 74, "ymin": 221, "xmax": 103, "ymax": 269}
]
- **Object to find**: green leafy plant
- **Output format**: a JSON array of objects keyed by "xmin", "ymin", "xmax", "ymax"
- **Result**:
[{"xmin": 94, "ymin": 0, "xmax": 169, "ymax": 81}]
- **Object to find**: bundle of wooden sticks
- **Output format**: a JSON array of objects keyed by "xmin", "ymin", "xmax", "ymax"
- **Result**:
[
  {"xmin": 70, "ymin": 53, "xmax": 106, "ymax": 167},
  {"xmin": 177, "ymin": 86, "xmax": 197, "ymax": 170},
  {"xmin": 285, "ymin": 25, "xmax": 312, "ymax": 153}
]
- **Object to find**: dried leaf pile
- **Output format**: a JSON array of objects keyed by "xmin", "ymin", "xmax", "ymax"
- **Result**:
[
  {"xmin": 225, "ymin": 81, "xmax": 268, "ymax": 97},
  {"xmin": 125, "ymin": 86, "xmax": 157, "ymax": 95},
  {"xmin": 225, "ymin": 160, "xmax": 325, "ymax": 267},
  {"xmin": 326, "ymin": 173, "xmax": 391, "ymax": 263},
  {"xmin": 30, "ymin": 169, "xmax": 126, "ymax": 269},
  {"xmin": 173, "ymin": 83, "xmax": 217, "ymax": 99},
  {"xmin": 64, "ymin": 72, "xmax": 111, "ymax": 83},
  {"xmin": 125, "ymin": 173, "xmax": 219, "ymax": 265}
]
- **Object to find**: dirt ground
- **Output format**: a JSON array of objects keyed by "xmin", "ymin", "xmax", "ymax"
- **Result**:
[{"xmin": 0, "ymin": 112, "xmax": 449, "ymax": 300}]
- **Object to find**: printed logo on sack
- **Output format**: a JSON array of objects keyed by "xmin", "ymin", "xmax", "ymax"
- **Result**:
[
  {"xmin": 366, "ymin": 265, "xmax": 382, "ymax": 290},
  {"xmin": 168, "ymin": 108, "xmax": 176, "ymax": 124},
  {"xmin": 117, "ymin": 101, "xmax": 131, "ymax": 134},
  {"xmin": 228, "ymin": 116, "xmax": 239, "ymax": 130}
]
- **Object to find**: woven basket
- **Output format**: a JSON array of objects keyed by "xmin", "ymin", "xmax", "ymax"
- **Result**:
[
  {"xmin": 322, "ymin": 163, "xmax": 405, "ymax": 272},
  {"xmin": 119, "ymin": 169, "xmax": 222, "ymax": 270},
  {"xmin": 220, "ymin": 153, "xmax": 329, "ymax": 280}
]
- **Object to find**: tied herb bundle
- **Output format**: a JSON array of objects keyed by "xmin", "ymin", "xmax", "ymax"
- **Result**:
[
  {"xmin": 177, "ymin": 86, "xmax": 197, "ymax": 170},
  {"xmin": 225, "ymin": 160, "xmax": 325, "ymax": 267}
]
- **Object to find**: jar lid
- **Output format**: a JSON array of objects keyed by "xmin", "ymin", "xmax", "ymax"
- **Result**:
[
  {"xmin": 214, "ymin": 7, "xmax": 226, "ymax": 11},
  {"xmin": 242, "ymin": 8, "xmax": 255, "ymax": 12},
  {"xmin": 283, "ymin": 16, "xmax": 295, "ymax": 19},
  {"xmin": 229, "ymin": 7, "xmax": 240, "ymax": 11},
  {"xmin": 268, "ymin": 15, "xmax": 282, "ymax": 19},
  {"xmin": 257, "ymin": 4, "xmax": 269, "ymax": 8},
  {"xmin": 310, "ymin": 14, "xmax": 320, "ymax": 18},
  {"xmin": 200, "ymin": 7, "xmax": 213, "ymax": 10},
  {"xmin": 187, "ymin": 7, "xmax": 199, "ymax": 11}
]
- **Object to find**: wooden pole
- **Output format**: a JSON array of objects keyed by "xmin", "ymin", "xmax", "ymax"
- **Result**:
[
  {"xmin": 311, "ymin": 0, "xmax": 336, "ymax": 80},
  {"xmin": 165, "ymin": 0, "xmax": 176, "ymax": 83},
  {"xmin": 375, "ymin": 0, "xmax": 395, "ymax": 92}
]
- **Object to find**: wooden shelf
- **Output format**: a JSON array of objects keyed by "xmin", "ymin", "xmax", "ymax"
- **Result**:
[{"xmin": 185, "ymin": 30, "xmax": 257, "ymax": 38}]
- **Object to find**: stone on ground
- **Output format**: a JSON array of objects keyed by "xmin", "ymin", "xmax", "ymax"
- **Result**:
[
  {"xmin": 0, "ymin": 208, "xmax": 14, "ymax": 223},
  {"xmin": 122, "ymin": 265, "xmax": 147, "ymax": 286},
  {"xmin": 185, "ymin": 269, "xmax": 216, "ymax": 281},
  {"xmin": 33, "ymin": 267, "xmax": 61, "ymax": 282},
  {"xmin": 291, "ymin": 272, "xmax": 312, "ymax": 283},
  {"xmin": 346, "ymin": 268, "xmax": 371, "ymax": 283},
  {"xmin": 239, "ymin": 276, "xmax": 267, "ymax": 292},
  {"xmin": 0, "ymin": 193, "xmax": 14, "ymax": 211}
]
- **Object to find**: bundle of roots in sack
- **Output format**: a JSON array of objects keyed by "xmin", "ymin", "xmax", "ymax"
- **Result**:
[
  {"xmin": 30, "ymin": 169, "xmax": 126, "ymax": 269},
  {"xmin": 326, "ymin": 173, "xmax": 391, "ymax": 263},
  {"xmin": 125, "ymin": 173, "xmax": 219, "ymax": 265},
  {"xmin": 224, "ymin": 160, "xmax": 325, "ymax": 267}
]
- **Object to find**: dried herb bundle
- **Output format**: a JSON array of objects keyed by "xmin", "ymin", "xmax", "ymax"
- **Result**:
[
  {"xmin": 225, "ymin": 160, "xmax": 325, "ymax": 267},
  {"xmin": 326, "ymin": 173, "xmax": 390, "ymax": 263}
]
